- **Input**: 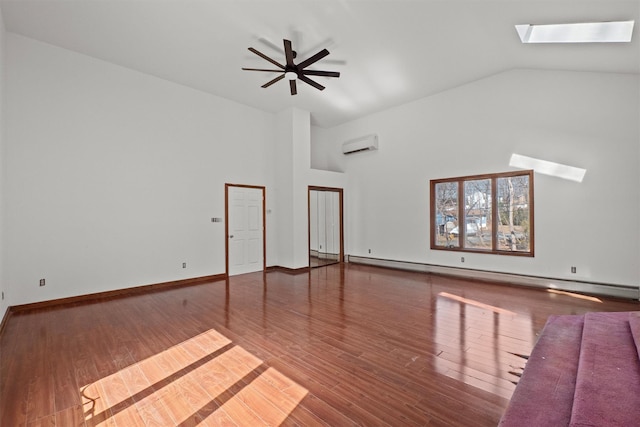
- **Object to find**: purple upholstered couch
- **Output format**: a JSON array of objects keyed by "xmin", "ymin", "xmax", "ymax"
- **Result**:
[{"xmin": 499, "ymin": 311, "xmax": 640, "ymax": 427}]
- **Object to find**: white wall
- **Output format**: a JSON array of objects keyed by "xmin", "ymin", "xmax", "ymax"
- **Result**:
[
  {"xmin": 320, "ymin": 69, "xmax": 639, "ymax": 288},
  {"xmin": 275, "ymin": 108, "xmax": 347, "ymax": 269},
  {"xmin": 310, "ymin": 125, "xmax": 344, "ymax": 173},
  {"xmin": 0, "ymin": 8, "xmax": 7, "ymax": 318},
  {"xmin": 291, "ymin": 109, "xmax": 312, "ymax": 269},
  {"xmin": 8, "ymin": 32, "xmax": 633, "ymax": 307},
  {"xmin": 5, "ymin": 34, "xmax": 277, "ymax": 305},
  {"xmin": 273, "ymin": 109, "xmax": 295, "ymax": 268}
]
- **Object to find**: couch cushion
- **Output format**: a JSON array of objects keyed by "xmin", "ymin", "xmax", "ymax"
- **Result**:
[
  {"xmin": 499, "ymin": 314, "xmax": 584, "ymax": 427},
  {"xmin": 570, "ymin": 312, "xmax": 640, "ymax": 427}
]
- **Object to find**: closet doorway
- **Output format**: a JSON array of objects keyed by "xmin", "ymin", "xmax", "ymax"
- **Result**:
[{"xmin": 308, "ymin": 186, "xmax": 344, "ymax": 268}]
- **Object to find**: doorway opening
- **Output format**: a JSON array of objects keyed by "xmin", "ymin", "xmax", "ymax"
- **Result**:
[{"xmin": 308, "ymin": 186, "xmax": 344, "ymax": 268}]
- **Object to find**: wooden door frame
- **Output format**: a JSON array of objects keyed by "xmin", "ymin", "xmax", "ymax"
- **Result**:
[
  {"xmin": 225, "ymin": 183, "xmax": 267, "ymax": 277},
  {"xmin": 308, "ymin": 186, "xmax": 344, "ymax": 267}
]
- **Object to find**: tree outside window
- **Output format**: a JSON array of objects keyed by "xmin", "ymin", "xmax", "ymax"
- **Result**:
[{"xmin": 430, "ymin": 170, "xmax": 534, "ymax": 256}]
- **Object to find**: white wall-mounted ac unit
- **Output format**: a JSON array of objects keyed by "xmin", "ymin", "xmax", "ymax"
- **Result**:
[{"xmin": 342, "ymin": 134, "xmax": 378, "ymax": 155}]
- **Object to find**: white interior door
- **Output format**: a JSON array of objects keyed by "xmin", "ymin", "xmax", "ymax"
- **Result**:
[
  {"xmin": 310, "ymin": 191, "xmax": 319, "ymax": 253},
  {"xmin": 326, "ymin": 191, "xmax": 340, "ymax": 257},
  {"xmin": 228, "ymin": 186, "xmax": 264, "ymax": 276}
]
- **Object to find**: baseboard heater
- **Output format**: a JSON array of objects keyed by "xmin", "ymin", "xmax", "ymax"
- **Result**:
[{"xmin": 346, "ymin": 255, "xmax": 640, "ymax": 301}]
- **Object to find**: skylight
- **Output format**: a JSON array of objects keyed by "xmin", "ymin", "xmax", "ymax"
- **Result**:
[
  {"xmin": 509, "ymin": 154, "xmax": 586, "ymax": 182},
  {"xmin": 515, "ymin": 20, "xmax": 634, "ymax": 43}
]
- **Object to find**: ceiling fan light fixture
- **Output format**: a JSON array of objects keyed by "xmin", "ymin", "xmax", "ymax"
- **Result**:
[
  {"xmin": 242, "ymin": 38, "xmax": 339, "ymax": 95},
  {"xmin": 515, "ymin": 20, "xmax": 634, "ymax": 43}
]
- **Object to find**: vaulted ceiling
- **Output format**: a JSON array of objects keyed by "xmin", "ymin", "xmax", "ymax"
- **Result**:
[{"xmin": 1, "ymin": 0, "xmax": 638, "ymax": 127}]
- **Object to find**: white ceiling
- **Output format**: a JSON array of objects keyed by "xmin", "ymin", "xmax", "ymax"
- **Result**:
[{"xmin": 1, "ymin": 0, "xmax": 638, "ymax": 127}]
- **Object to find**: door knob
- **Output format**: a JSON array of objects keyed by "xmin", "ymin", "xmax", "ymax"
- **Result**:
[{"xmin": 229, "ymin": 235, "xmax": 234, "ymax": 238}]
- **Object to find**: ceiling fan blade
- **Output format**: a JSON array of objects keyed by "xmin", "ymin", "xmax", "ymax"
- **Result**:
[
  {"xmin": 261, "ymin": 74, "xmax": 285, "ymax": 88},
  {"xmin": 248, "ymin": 47, "xmax": 285, "ymax": 69},
  {"xmin": 284, "ymin": 39, "xmax": 295, "ymax": 67},
  {"xmin": 298, "ymin": 75, "xmax": 325, "ymax": 91},
  {"xmin": 301, "ymin": 70, "xmax": 340, "ymax": 78},
  {"xmin": 290, "ymin": 79, "xmax": 297, "ymax": 95},
  {"xmin": 242, "ymin": 68, "xmax": 285, "ymax": 73},
  {"xmin": 297, "ymin": 49, "xmax": 330, "ymax": 70}
]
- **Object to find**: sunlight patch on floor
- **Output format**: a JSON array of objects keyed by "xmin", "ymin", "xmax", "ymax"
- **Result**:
[
  {"xmin": 432, "ymin": 293, "xmax": 534, "ymax": 400},
  {"xmin": 80, "ymin": 328, "xmax": 308, "ymax": 426},
  {"xmin": 547, "ymin": 289, "xmax": 602, "ymax": 303},
  {"xmin": 438, "ymin": 292, "xmax": 516, "ymax": 315}
]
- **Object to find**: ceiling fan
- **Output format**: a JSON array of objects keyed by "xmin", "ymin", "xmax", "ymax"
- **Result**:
[{"xmin": 242, "ymin": 39, "xmax": 340, "ymax": 95}]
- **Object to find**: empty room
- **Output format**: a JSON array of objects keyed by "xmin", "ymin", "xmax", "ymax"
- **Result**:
[{"xmin": 1, "ymin": 1, "xmax": 639, "ymax": 426}]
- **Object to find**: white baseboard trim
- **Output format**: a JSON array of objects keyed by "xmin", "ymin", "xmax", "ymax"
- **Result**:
[
  {"xmin": 310, "ymin": 250, "xmax": 339, "ymax": 261},
  {"xmin": 346, "ymin": 255, "xmax": 640, "ymax": 301}
]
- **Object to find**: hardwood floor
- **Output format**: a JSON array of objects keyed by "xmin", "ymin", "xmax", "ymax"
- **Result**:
[
  {"xmin": 309, "ymin": 256, "xmax": 339, "ymax": 268},
  {"xmin": 1, "ymin": 264, "xmax": 638, "ymax": 426}
]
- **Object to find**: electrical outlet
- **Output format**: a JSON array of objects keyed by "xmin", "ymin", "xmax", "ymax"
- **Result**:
[
  {"xmin": 1, "ymin": 291, "xmax": 4, "ymax": 300},
  {"xmin": 182, "ymin": 262, "xmax": 187, "ymax": 268},
  {"xmin": 368, "ymin": 249, "xmax": 371, "ymax": 254},
  {"xmin": 461, "ymin": 257, "xmax": 465, "ymax": 263},
  {"xmin": 571, "ymin": 266, "xmax": 576, "ymax": 274},
  {"xmin": 39, "ymin": 279, "xmax": 46, "ymax": 287}
]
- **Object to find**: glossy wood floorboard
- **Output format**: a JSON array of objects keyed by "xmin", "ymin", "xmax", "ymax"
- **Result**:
[{"xmin": 1, "ymin": 264, "xmax": 638, "ymax": 426}]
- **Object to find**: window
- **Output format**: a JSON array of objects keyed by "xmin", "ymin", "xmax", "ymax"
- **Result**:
[{"xmin": 430, "ymin": 170, "xmax": 534, "ymax": 256}]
